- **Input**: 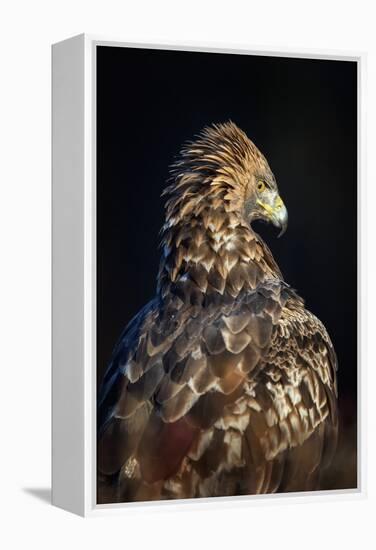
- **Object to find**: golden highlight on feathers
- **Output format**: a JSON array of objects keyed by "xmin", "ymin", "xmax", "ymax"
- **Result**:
[
  {"xmin": 97, "ymin": 122, "xmax": 338, "ymax": 504},
  {"xmin": 163, "ymin": 121, "xmax": 275, "ymax": 219}
]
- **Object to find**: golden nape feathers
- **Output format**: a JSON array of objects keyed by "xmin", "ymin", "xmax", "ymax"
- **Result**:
[{"xmin": 97, "ymin": 122, "xmax": 338, "ymax": 503}]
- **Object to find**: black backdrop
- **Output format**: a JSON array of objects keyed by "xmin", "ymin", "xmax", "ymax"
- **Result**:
[{"xmin": 97, "ymin": 46, "xmax": 357, "ymax": 488}]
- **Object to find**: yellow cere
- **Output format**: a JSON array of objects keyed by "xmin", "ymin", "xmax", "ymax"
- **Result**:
[{"xmin": 275, "ymin": 196, "xmax": 283, "ymax": 210}]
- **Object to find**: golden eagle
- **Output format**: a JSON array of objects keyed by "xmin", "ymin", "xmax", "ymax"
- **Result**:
[{"xmin": 97, "ymin": 122, "xmax": 338, "ymax": 503}]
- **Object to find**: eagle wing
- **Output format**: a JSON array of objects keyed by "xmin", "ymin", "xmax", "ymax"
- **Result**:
[
  {"xmin": 97, "ymin": 280, "xmax": 337, "ymax": 501},
  {"xmin": 242, "ymin": 301, "xmax": 338, "ymax": 494}
]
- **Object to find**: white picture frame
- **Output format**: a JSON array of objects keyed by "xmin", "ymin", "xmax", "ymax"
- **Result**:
[{"xmin": 52, "ymin": 34, "xmax": 365, "ymax": 517}]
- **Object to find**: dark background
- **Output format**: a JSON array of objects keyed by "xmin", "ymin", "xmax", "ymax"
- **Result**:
[{"xmin": 97, "ymin": 46, "xmax": 357, "ymax": 489}]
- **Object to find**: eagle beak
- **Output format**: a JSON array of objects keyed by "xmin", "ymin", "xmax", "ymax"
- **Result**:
[
  {"xmin": 256, "ymin": 195, "xmax": 288, "ymax": 237},
  {"xmin": 274, "ymin": 198, "xmax": 288, "ymax": 238}
]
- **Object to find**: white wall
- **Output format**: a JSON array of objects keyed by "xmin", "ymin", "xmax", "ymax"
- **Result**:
[{"xmin": 0, "ymin": 0, "xmax": 375, "ymax": 548}]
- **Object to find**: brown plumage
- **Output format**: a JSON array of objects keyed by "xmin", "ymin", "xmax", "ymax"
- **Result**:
[{"xmin": 97, "ymin": 122, "xmax": 338, "ymax": 503}]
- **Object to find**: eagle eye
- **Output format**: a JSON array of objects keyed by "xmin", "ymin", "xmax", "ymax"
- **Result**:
[{"xmin": 257, "ymin": 180, "xmax": 266, "ymax": 192}]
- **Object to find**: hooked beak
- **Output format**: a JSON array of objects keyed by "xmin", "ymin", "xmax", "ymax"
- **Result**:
[
  {"xmin": 256, "ymin": 195, "xmax": 288, "ymax": 238},
  {"xmin": 273, "ymin": 199, "xmax": 288, "ymax": 237}
]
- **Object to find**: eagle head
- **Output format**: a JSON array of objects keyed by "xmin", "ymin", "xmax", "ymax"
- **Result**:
[{"xmin": 165, "ymin": 121, "xmax": 288, "ymax": 237}]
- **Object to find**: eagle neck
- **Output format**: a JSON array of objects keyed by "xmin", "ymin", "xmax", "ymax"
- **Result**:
[{"xmin": 157, "ymin": 207, "xmax": 282, "ymax": 299}]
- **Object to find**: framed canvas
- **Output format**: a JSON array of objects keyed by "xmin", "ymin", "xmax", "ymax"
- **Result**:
[{"xmin": 52, "ymin": 34, "xmax": 365, "ymax": 517}]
